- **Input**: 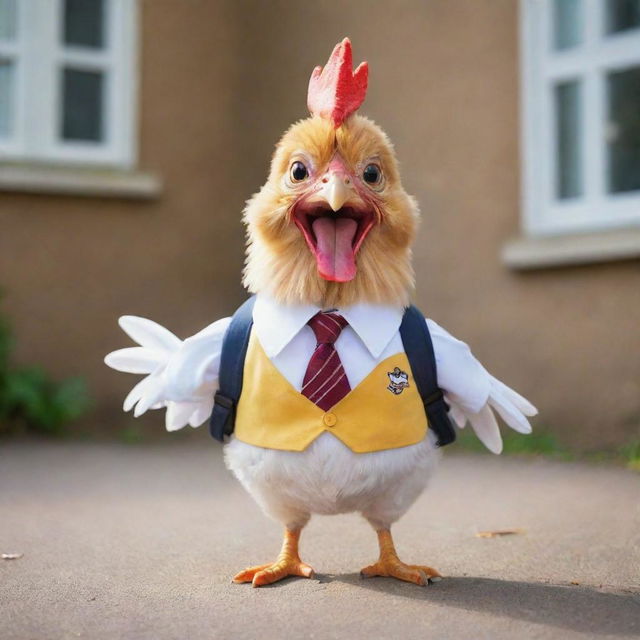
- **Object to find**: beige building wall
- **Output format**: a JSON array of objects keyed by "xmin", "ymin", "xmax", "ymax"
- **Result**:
[{"xmin": 1, "ymin": 0, "xmax": 638, "ymax": 449}]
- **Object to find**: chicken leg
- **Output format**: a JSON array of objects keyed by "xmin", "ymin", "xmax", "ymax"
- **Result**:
[
  {"xmin": 360, "ymin": 529, "xmax": 442, "ymax": 586},
  {"xmin": 233, "ymin": 528, "xmax": 315, "ymax": 587}
]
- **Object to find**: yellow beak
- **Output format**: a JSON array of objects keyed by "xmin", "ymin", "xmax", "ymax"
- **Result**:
[{"xmin": 317, "ymin": 173, "xmax": 353, "ymax": 212}]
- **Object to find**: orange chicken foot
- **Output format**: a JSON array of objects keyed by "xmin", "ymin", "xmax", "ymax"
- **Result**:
[
  {"xmin": 233, "ymin": 528, "xmax": 315, "ymax": 588},
  {"xmin": 360, "ymin": 529, "xmax": 442, "ymax": 586}
]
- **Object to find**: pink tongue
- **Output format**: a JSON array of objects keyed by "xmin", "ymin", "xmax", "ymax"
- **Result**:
[{"xmin": 311, "ymin": 217, "xmax": 358, "ymax": 282}]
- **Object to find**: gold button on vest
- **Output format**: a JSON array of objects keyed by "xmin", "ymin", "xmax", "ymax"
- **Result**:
[
  {"xmin": 234, "ymin": 332, "xmax": 428, "ymax": 453},
  {"xmin": 323, "ymin": 413, "xmax": 337, "ymax": 427}
]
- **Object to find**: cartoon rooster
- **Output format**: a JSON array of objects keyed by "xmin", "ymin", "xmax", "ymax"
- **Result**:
[{"xmin": 105, "ymin": 39, "xmax": 536, "ymax": 588}]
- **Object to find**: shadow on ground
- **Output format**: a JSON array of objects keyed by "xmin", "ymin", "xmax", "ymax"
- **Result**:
[{"xmin": 303, "ymin": 574, "xmax": 640, "ymax": 637}]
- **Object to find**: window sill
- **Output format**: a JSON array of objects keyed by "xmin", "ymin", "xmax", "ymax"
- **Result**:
[
  {"xmin": 0, "ymin": 163, "xmax": 162, "ymax": 200},
  {"xmin": 502, "ymin": 228, "xmax": 640, "ymax": 270}
]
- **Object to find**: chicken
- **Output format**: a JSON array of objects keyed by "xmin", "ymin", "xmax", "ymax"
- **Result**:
[{"xmin": 105, "ymin": 39, "xmax": 537, "ymax": 588}]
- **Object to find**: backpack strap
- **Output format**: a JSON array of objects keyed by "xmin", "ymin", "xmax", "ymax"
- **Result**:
[
  {"xmin": 210, "ymin": 298, "xmax": 455, "ymax": 447},
  {"xmin": 209, "ymin": 296, "xmax": 256, "ymax": 442},
  {"xmin": 400, "ymin": 305, "xmax": 456, "ymax": 448}
]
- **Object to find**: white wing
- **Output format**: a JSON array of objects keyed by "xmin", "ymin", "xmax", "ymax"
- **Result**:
[
  {"xmin": 104, "ymin": 316, "xmax": 231, "ymax": 431},
  {"xmin": 427, "ymin": 319, "xmax": 538, "ymax": 454}
]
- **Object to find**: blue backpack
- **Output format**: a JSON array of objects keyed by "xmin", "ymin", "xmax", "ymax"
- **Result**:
[{"xmin": 209, "ymin": 296, "xmax": 456, "ymax": 448}]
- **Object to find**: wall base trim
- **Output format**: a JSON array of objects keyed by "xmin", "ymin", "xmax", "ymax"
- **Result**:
[
  {"xmin": 502, "ymin": 228, "xmax": 640, "ymax": 270},
  {"xmin": 0, "ymin": 163, "xmax": 162, "ymax": 200}
]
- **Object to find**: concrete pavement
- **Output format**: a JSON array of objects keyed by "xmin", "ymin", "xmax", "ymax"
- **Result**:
[{"xmin": 1, "ymin": 435, "xmax": 639, "ymax": 639}]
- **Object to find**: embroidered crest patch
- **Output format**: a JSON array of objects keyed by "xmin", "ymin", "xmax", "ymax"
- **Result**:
[{"xmin": 387, "ymin": 367, "xmax": 409, "ymax": 395}]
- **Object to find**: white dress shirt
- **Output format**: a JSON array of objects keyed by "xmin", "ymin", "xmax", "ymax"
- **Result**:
[
  {"xmin": 106, "ymin": 293, "xmax": 536, "ymax": 452},
  {"xmin": 165, "ymin": 293, "xmax": 491, "ymax": 414}
]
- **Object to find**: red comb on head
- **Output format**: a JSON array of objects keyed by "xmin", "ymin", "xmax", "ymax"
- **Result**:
[{"xmin": 307, "ymin": 38, "xmax": 368, "ymax": 128}]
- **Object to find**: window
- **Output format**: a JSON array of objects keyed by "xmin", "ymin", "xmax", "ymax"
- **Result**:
[
  {"xmin": 0, "ymin": 0, "xmax": 138, "ymax": 167},
  {"xmin": 520, "ymin": 0, "xmax": 640, "ymax": 235}
]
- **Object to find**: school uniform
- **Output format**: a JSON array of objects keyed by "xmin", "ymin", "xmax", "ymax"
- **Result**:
[{"xmin": 106, "ymin": 292, "xmax": 534, "ymax": 528}]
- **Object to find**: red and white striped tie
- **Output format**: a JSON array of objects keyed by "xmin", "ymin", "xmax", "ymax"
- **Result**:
[{"xmin": 302, "ymin": 312, "xmax": 351, "ymax": 411}]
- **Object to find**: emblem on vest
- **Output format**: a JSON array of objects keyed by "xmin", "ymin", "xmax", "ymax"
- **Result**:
[{"xmin": 387, "ymin": 367, "xmax": 410, "ymax": 395}]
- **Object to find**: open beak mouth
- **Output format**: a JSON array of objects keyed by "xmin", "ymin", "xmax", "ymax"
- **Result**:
[{"xmin": 293, "ymin": 201, "xmax": 376, "ymax": 282}]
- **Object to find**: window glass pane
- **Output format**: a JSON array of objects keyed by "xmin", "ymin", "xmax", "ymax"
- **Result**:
[
  {"xmin": 0, "ymin": 60, "xmax": 13, "ymax": 138},
  {"xmin": 61, "ymin": 68, "xmax": 104, "ymax": 142},
  {"xmin": 553, "ymin": 0, "xmax": 583, "ymax": 50},
  {"xmin": 607, "ymin": 66, "xmax": 640, "ymax": 193},
  {"xmin": 0, "ymin": 0, "xmax": 17, "ymax": 40},
  {"xmin": 555, "ymin": 80, "xmax": 583, "ymax": 199},
  {"xmin": 63, "ymin": 0, "xmax": 105, "ymax": 49},
  {"xmin": 606, "ymin": 0, "xmax": 640, "ymax": 34}
]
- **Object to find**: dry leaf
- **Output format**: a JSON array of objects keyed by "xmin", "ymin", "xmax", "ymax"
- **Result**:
[
  {"xmin": 2, "ymin": 553, "xmax": 23, "ymax": 560},
  {"xmin": 475, "ymin": 529, "xmax": 525, "ymax": 538}
]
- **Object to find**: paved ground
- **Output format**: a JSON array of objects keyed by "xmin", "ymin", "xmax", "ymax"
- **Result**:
[{"xmin": 1, "ymin": 435, "xmax": 639, "ymax": 640}]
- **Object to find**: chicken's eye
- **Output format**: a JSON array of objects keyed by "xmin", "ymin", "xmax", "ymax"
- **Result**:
[
  {"xmin": 363, "ymin": 164, "xmax": 382, "ymax": 185},
  {"xmin": 290, "ymin": 161, "xmax": 309, "ymax": 182}
]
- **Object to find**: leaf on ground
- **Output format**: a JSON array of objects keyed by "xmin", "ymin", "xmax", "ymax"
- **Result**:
[
  {"xmin": 475, "ymin": 529, "xmax": 525, "ymax": 538},
  {"xmin": 2, "ymin": 553, "xmax": 24, "ymax": 560}
]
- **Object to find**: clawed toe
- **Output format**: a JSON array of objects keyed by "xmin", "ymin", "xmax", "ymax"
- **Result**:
[
  {"xmin": 360, "ymin": 559, "xmax": 441, "ymax": 586},
  {"xmin": 233, "ymin": 560, "xmax": 315, "ymax": 587},
  {"xmin": 232, "ymin": 528, "xmax": 440, "ymax": 589},
  {"xmin": 360, "ymin": 529, "xmax": 442, "ymax": 587},
  {"xmin": 253, "ymin": 559, "xmax": 315, "ymax": 587},
  {"xmin": 232, "ymin": 563, "xmax": 272, "ymax": 583},
  {"xmin": 409, "ymin": 564, "xmax": 442, "ymax": 582},
  {"xmin": 232, "ymin": 528, "xmax": 315, "ymax": 588}
]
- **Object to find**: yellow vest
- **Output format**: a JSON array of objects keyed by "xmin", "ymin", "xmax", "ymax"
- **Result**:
[{"xmin": 234, "ymin": 332, "xmax": 428, "ymax": 453}]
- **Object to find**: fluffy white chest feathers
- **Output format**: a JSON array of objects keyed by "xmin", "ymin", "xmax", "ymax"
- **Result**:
[{"xmin": 225, "ymin": 431, "xmax": 440, "ymax": 530}]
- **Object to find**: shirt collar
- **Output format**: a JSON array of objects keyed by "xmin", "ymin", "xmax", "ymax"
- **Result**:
[{"xmin": 253, "ymin": 293, "xmax": 404, "ymax": 359}]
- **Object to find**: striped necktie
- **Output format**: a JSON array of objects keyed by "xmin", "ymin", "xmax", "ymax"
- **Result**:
[{"xmin": 302, "ymin": 312, "xmax": 351, "ymax": 411}]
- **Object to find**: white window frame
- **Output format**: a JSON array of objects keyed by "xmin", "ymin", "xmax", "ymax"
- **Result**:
[
  {"xmin": 0, "ymin": 0, "xmax": 138, "ymax": 168},
  {"xmin": 520, "ymin": 0, "xmax": 640, "ymax": 236}
]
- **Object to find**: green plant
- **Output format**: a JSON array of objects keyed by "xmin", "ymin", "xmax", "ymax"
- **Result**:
[
  {"xmin": 620, "ymin": 440, "xmax": 640, "ymax": 472},
  {"xmin": 501, "ymin": 430, "xmax": 573, "ymax": 459},
  {"xmin": 455, "ymin": 425, "xmax": 572, "ymax": 459},
  {"xmin": 118, "ymin": 425, "xmax": 145, "ymax": 444},
  {"xmin": 0, "ymin": 306, "xmax": 90, "ymax": 436}
]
